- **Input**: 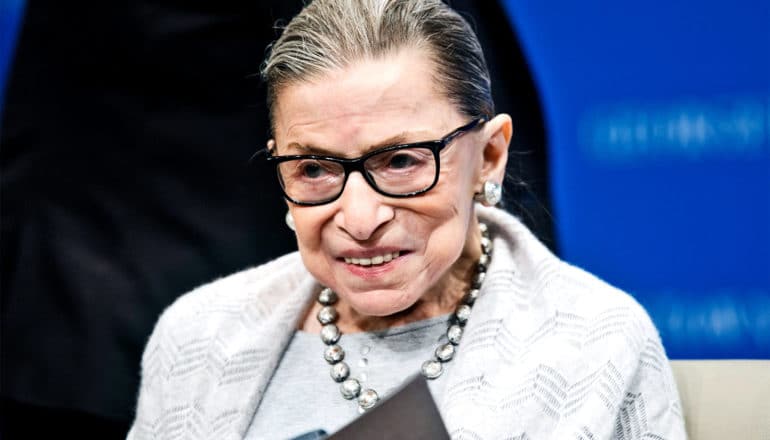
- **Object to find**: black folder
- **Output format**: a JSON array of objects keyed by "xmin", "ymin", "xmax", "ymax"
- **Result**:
[{"xmin": 328, "ymin": 374, "xmax": 450, "ymax": 439}]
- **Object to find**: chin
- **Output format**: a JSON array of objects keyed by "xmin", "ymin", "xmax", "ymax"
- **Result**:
[{"xmin": 343, "ymin": 288, "xmax": 417, "ymax": 318}]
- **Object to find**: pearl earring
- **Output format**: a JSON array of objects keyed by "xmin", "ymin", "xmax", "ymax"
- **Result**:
[
  {"xmin": 474, "ymin": 180, "xmax": 502, "ymax": 206},
  {"xmin": 285, "ymin": 210, "xmax": 296, "ymax": 231}
]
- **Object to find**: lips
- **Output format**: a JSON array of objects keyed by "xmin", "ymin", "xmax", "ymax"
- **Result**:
[{"xmin": 344, "ymin": 251, "xmax": 400, "ymax": 266}]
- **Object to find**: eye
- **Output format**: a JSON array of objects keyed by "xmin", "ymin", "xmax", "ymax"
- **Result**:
[
  {"xmin": 291, "ymin": 159, "xmax": 343, "ymax": 180},
  {"xmin": 300, "ymin": 161, "xmax": 325, "ymax": 178},
  {"xmin": 364, "ymin": 147, "xmax": 433, "ymax": 177},
  {"xmin": 388, "ymin": 153, "xmax": 418, "ymax": 169}
]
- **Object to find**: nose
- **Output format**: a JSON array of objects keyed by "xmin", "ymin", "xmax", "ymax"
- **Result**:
[{"xmin": 334, "ymin": 172, "xmax": 394, "ymax": 241}]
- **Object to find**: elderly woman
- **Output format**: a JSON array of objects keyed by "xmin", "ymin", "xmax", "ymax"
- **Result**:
[{"xmin": 129, "ymin": 1, "xmax": 685, "ymax": 438}]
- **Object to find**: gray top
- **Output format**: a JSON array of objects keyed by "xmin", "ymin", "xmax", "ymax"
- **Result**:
[{"xmin": 246, "ymin": 313, "xmax": 452, "ymax": 439}]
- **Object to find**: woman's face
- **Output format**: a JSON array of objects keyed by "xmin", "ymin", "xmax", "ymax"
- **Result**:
[{"xmin": 272, "ymin": 48, "xmax": 504, "ymax": 318}]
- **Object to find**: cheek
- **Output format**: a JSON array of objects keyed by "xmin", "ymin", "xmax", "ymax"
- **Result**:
[
  {"xmin": 292, "ymin": 206, "xmax": 331, "ymax": 243},
  {"xmin": 440, "ymin": 148, "xmax": 483, "ymax": 196},
  {"xmin": 421, "ymin": 203, "xmax": 472, "ymax": 261},
  {"xmin": 429, "ymin": 165, "xmax": 478, "ymax": 219},
  {"xmin": 409, "ymin": 169, "xmax": 477, "ymax": 267},
  {"xmin": 430, "ymin": 155, "xmax": 480, "ymax": 234},
  {"xmin": 291, "ymin": 208, "xmax": 335, "ymax": 273}
]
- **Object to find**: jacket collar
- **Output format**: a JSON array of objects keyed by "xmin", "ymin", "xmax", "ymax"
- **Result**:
[{"xmin": 215, "ymin": 206, "xmax": 536, "ymax": 437}]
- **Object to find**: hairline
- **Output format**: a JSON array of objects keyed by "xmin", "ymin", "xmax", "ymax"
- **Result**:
[{"xmin": 268, "ymin": 42, "xmax": 460, "ymax": 136}]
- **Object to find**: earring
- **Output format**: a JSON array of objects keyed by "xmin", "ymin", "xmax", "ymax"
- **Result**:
[
  {"xmin": 285, "ymin": 210, "xmax": 296, "ymax": 231},
  {"xmin": 474, "ymin": 180, "xmax": 502, "ymax": 206}
]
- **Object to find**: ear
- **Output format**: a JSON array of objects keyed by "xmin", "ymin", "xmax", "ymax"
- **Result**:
[{"xmin": 477, "ymin": 114, "xmax": 512, "ymax": 188}]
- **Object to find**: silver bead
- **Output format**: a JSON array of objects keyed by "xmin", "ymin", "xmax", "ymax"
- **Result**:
[
  {"xmin": 340, "ymin": 378, "xmax": 361, "ymax": 400},
  {"xmin": 464, "ymin": 289, "xmax": 479, "ymax": 305},
  {"xmin": 478, "ymin": 222, "xmax": 489, "ymax": 236},
  {"xmin": 324, "ymin": 344, "xmax": 345, "ymax": 364},
  {"xmin": 320, "ymin": 324, "xmax": 341, "ymax": 345},
  {"xmin": 421, "ymin": 359, "xmax": 443, "ymax": 379},
  {"xmin": 330, "ymin": 362, "xmax": 350, "ymax": 382},
  {"xmin": 456, "ymin": 304, "xmax": 472, "ymax": 325},
  {"xmin": 317, "ymin": 305, "xmax": 338, "ymax": 325},
  {"xmin": 472, "ymin": 271, "xmax": 486, "ymax": 289},
  {"xmin": 447, "ymin": 324, "xmax": 463, "ymax": 345},
  {"xmin": 318, "ymin": 287, "xmax": 337, "ymax": 305},
  {"xmin": 477, "ymin": 253, "xmax": 490, "ymax": 271},
  {"xmin": 435, "ymin": 343, "xmax": 455, "ymax": 362},
  {"xmin": 480, "ymin": 236, "xmax": 493, "ymax": 255},
  {"xmin": 358, "ymin": 389, "xmax": 379, "ymax": 410}
]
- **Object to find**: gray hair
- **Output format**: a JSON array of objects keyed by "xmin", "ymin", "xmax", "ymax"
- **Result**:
[{"xmin": 261, "ymin": 0, "xmax": 495, "ymax": 130}]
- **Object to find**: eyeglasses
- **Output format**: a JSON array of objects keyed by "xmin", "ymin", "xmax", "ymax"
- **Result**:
[{"xmin": 264, "ymin": 118, "xmax": 487, "ymax": 206}]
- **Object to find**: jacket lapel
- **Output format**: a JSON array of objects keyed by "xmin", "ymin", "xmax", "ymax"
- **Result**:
[{"xmin": 202, "ymin": 267, "xmax": 318, "ymax": 438}]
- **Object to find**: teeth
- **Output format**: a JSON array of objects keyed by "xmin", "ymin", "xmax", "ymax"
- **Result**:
[{"xmin": 345, "ymin": 251, "xmax": 400, "ymax": 267}]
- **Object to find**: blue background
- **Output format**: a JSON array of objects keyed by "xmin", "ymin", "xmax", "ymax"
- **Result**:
[
  {"xmin": 502, "ymin": 0, "xmax": 769, "ymax": 358},
  {"xmin": 0, "ymin": 0, "xmax": 25, "ymax": 122}
]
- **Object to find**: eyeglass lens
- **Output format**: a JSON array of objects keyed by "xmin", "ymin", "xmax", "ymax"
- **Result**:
[{"xmin": 276, "ymin": 146, "xmax": 437, "ymax": 203}]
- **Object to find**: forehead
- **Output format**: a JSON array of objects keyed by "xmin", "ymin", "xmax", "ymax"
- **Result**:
[{"xmin": 272, "ymin": 48, "xmax": 462, "ymax": 156}]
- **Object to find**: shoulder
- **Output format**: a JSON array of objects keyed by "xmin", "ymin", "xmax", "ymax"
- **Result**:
[
  {"xmin": 477, "ymin": 205, "xmax": 661, "ymax": 353},
  {"xmin": 144, "ymin": 251, "xmax": 309, "ymax": 353},
  {"xmin": 131, "ymin": 252, "xmax": 315, "ymax": 438},
  {"xmin": 163, "ymin": 251, "xmax": 305, "ymax": 316},
  {"xmin": 550, "ymin": 259, "xmax": 660, "ymax": 342},
  {"xmin": 543, "ymin": 250, "xmax": 661, "ymax": 357},
  {"xmin": 454, "ymin": 208, "xmax": 684, "ymax": 437}
]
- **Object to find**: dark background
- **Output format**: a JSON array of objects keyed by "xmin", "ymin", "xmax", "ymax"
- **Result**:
[{"xmin": 0, "ymin": 1, "xmax": 551, "ymax": 437}]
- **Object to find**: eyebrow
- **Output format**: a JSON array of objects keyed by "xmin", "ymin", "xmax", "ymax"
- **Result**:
[{"xmin": 283, "ymin": 131, "xmax": 418, "ymax": 157}]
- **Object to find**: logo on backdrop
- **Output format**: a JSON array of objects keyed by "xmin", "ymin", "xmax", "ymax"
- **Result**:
[{"xmin": 579, "ymin": 94, "xmax": 769, "ymax": 163}]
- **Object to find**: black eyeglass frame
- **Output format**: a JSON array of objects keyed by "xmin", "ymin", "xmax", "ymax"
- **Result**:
[{"xmin": 264, "ymin": 117, "xmax": 487, "ymax": 206}]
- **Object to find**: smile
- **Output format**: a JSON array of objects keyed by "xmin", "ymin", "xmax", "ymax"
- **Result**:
[{"xmin": 344, "ymin": 251, "xmax": 401, "ymax": 266}]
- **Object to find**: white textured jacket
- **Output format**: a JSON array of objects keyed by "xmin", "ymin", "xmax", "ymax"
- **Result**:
[{"xmin": 129, "ymin": 206, "xmax": 686, "ymax": 439}]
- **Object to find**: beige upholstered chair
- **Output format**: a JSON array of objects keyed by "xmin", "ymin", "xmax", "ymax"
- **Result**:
[{"xmin": 670, "ymin": 360, "xmax": 770, "ymax": 440}]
